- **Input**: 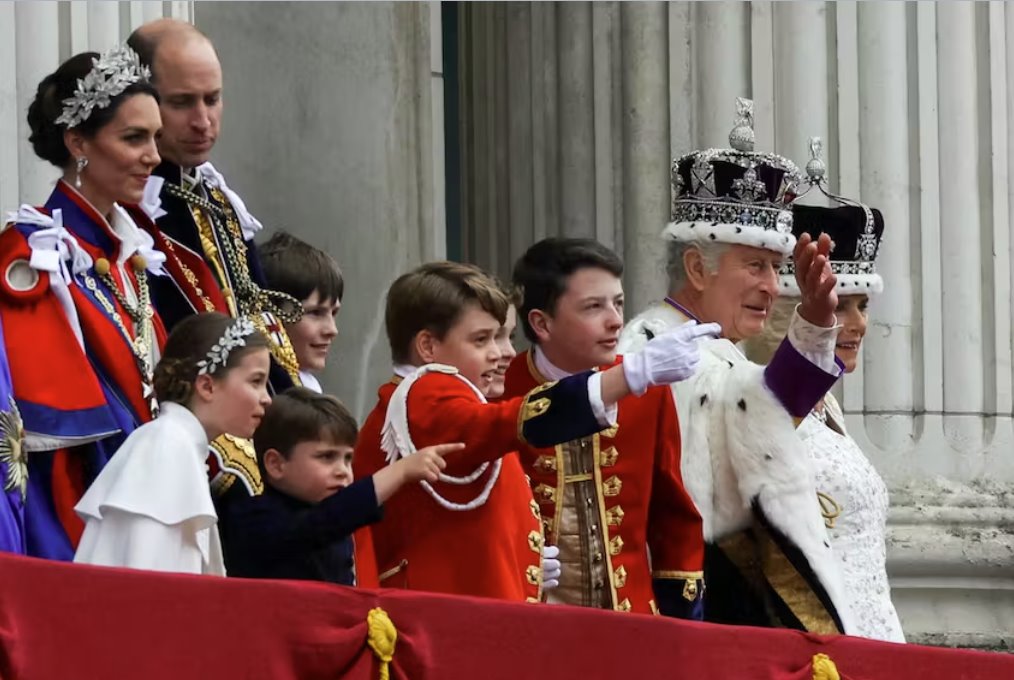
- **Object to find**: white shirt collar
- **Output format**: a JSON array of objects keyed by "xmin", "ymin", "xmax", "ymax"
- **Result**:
[
  {"xmin": 533, "ymin": 345, "xmax": 573, "ymax": 381},
  {"xmin": 392, "ymin": 363, "xmax": 417, "ymax": 379},
  {"xmin": 299, "ymin": 371, "xmax": 322, "ymax": 394}
]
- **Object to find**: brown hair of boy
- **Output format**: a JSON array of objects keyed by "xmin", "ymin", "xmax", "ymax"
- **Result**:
[
  {"xmin": 385, "ymin": 261, "xmax": 509, "ymax": 364},
  {"xmin": 260, "ymin": 231, "xmax": 345, "ymax": 304},
  {"xmin": 253, "ymin": 386, "xmax": 359, "ymax": 480},
  {"xmin": 153, "ymin": 312, "xmax": 271, "ymax": 405}
]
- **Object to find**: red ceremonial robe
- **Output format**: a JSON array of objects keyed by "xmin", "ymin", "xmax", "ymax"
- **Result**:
[
  {"xmin": 503, "ymin": 351, "xmax": 705, "ymax": 617},
  {"xmin": 355, "ymin": 374, "xmax": 545, "ymax": 602}
]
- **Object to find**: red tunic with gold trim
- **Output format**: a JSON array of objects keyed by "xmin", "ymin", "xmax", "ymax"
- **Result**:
[
  {"xmin": 354, "ymin": 368, "xmax": 607, "ymax": 602},
  {"xmin": 0, "ymin": 181, "xmax": 168, "ymax": 560},
  {"xmin": 503, "ymin": 351, "xmax": 705, "ymax": 618}
]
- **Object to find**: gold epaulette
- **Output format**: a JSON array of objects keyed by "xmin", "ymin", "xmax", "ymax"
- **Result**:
[{"xmin": 209, "ymin": 433, "xmax": 263, "ymax": 496}]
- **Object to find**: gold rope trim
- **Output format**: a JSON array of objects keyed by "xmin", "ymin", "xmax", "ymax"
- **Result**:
[
  {"xmin": 367, "ymin": 607, "xmax": 397, "ymax": 680},
  {"xmin": 811, "ymin": 653, "xmax": 840, "ymax": 680}
]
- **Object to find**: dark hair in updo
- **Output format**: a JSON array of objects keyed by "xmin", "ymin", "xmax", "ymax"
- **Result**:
[
  {"xmin": 27, "ymin": 51, "xmax": 160, "ymax": 168},
  {"xmin": 153, "ymin": 312, "xmax": 271, "ymax": 405}
]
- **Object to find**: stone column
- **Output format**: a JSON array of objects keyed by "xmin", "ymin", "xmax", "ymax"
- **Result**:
[
  {"xmin": 558, "ymin": 2, "xmax": 596, "ymax": 239},
  {"xmin": 936, "ymin": 2, "xmax": 985, "ymax": 450},
  {"xmin": 196, "ymin": 2, "xmax": 444, "ymax": 418},
  {"xmin": 853, "ymin": 0, "xmax": 915, "ymax": 463},
  {"xmin": 692, "ymin": 1, "xmax": 750, "ymax": 147},
  {"xmin": 13, "ymin": 2, "xmax": 60, "ymax": 206},
  {"xmin": 620, "ymin": 2, "xmax": 669, "ymax": 314},
  {"xmin": 772, "ymin": 1, "xmax": 829, "ymax": 179}
]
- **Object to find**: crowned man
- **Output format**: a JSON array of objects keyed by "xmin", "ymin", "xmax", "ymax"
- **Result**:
[
  {"xmin": 127, "ymin": 20, "xmax": 302, "ymax": 502},
  {"xmin": 617, "ymin": 99, "xmax": 857, "ymax": 634}
]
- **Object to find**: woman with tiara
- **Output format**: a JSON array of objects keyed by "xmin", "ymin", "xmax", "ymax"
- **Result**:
[{"xmin": 0, "ymin": 44, "xmax": 169, "ymax": 560}]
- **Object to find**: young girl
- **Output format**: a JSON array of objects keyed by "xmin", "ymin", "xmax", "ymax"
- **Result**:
[{"xmin": 74, "ymin": 312, "xmax": 271, "ymax": 575}]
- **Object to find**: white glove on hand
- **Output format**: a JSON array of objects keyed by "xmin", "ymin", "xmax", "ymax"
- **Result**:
[
  {"xmin": 542, "ymin": 545, "xmax": 561, "ymax": 591},
  {"xmin": 622, "ymin": 320, "xmax": 722, "ymax": 395}
]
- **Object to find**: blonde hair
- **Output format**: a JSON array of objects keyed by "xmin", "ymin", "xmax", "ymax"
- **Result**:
[{"xmin": 740, "ymin": 296, "xmax": 797, "ymax": 365}]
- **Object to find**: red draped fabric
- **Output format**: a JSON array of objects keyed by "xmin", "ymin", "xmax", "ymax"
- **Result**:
[{"xmin": 0, "ymin": 552, "xmax": 1009, "ymax": 680}]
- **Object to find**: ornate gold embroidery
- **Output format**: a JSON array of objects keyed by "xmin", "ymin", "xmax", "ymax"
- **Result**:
[
  {"xmin": 527, "ymin": 530, "xmax": 544, "ymax": 554},
  {"xmin": 652, "ymin": 569, "xmax": 704, "ymax": 579},
  {"xmin": 605, "ymin": 505, "xmax": 625, "ymax": 527},
  {"xmin": 523, "ymin": 397, "xmax": 551, "ymax": 421},
  {"xmin": 525, "ymin": 564, "xmax": 541, "ymax": 586},
  {"xmin": 600, "ymin": 423, "xmax": 619, "ymax": 438},
  {"xmin": 534, "ymin": 483, "xmax": 557, "ymax": 504},
  {"xmin": 209, "ymin": 433, "xmax": 263, "ymax": 496},
  {"xmin": 598, "ymin": 445, "xmax": 619, "ymax": 467},
  {"xmin": 615, "ymin": 598, "xmax": 632, "ymax": 612},
  {"xmin": 529, "ymin": 499, "xmax": 542, "ymax": 520},
  {"xmin": 683, "ymin": 579, "xmax": 699, "ymax": 602},
  {"xmin": 159, "ymin": 238, "xmax": 216, "ymax": 312},
  {"xmin": 609, "ymin": 535, "xmax": 624, "ymax": 556},
  {"xmin": 613, "ymin": 565, "xmax": 627, "ymax": 589},
  {"xmin": 535, "ymin": 454, "xmax": 558, "ymax": 472},
  {"xmin": 602, "ymin": 475, "xmax": 622, "ymax": 497}
]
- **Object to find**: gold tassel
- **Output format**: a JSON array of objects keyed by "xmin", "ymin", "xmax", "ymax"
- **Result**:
[
  {"xmin": 367, "ymin": 607, "xmax": 397, "ymax": 680},
  {"xmin": 812, "ymin": 653, "xmax": 840, "ymax": 680}
]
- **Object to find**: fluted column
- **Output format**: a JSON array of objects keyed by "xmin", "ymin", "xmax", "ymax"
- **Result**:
[
  {"xmin": 14, "ymin": 2, "xmax": 60, "ymax": 205},
  {"xmin": 854, "ymin": 1, "xmax": 915, "ymax": 460},
  {"xmin": 692, "ymin": 1, "xmax": 749, "ymax": 147},
  {"xmin": 937, "ymin": 2, "xmax": 985, "ymax": 453},
  {"xmin": 87, "ymin": 2, "xmax": 120, "ymax": 50},
  {"xmin": 772, "ymin": 1, "xmax": 829, "ymax": 175},
  {"xmin": 197, "ymin": 2, "xmax": 442, "ymax": 418},
  {"xmin": 620, "ymin": 2, "xmax": 669, "ymax": 314},
  {"xmin": 558, "ymin": 2, "xmax": 596, "ymax": 238}
]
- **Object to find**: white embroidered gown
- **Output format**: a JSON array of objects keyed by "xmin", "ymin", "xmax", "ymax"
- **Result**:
[{"xmin": 797, "ymin": 394, "xmax": 905, "ymax": 642}]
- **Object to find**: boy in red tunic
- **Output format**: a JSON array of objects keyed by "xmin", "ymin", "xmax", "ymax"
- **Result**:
[
  {"xmin": 354, "ymin": 261, "xmax": 716, "ymax": 602},
  {"xmin": 505, "ymin": 238, "xmax": 706, "ymax": 618}
]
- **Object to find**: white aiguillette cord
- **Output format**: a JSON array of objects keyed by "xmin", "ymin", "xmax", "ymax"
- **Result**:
[{"xmin": 381, "ymin": 364, "xmax": 502, "ymax": 511}]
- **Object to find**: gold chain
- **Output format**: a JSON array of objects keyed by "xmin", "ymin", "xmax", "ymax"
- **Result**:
[
  {"xmin": 82, "ymin": 273, "xmax": 158, "ymax": 418},
  {"xmin": 158, "ymin": 237, "xmax": 217, "ymax": 312}
]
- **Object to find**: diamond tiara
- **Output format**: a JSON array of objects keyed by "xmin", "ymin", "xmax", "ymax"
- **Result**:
[
  {"xmin": 55, "ymin": 44, "xmax": 151, "ymax": 129},
  {"xmin": 196, "ymin": 317, "xmax": 257, "ymax": 377}
]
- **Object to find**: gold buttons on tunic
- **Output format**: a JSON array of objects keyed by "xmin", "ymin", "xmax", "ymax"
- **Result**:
[
  {"xmin": 613, "ymin": 566, "xmax": 628, "ymax": 589},
  {"xmin": 599, "ymin": 446, "xmax": 619, "ymax": 467},
  {"xmin": 602, "ymin": 475, "xmax": 622, "ymax": 497},
  {"xmin": 606, "ymin": 505, "xmax": 625, "ymax": 526}
]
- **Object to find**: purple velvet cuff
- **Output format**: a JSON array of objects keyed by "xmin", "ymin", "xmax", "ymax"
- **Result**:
[{"xmin": 763, "ymin": 338, "xmax": 843, "ymax": 418}]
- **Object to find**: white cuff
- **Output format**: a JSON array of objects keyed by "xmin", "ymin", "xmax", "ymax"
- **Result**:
[
  {"xmin": 588, "ymin": 372, "xmax": 618, "ymax": 428},
  {"xmin": 789, "ymin": 305, "xmax": 842, "ymax": 375}
]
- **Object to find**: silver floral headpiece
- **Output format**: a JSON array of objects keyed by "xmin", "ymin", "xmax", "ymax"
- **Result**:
[
  {"xmin": 55, "ymin": 44, "xmax": 151, "ymax": 129},
  {"xmin": 196, "ymin": 317, "xmax": 257, "ymax": 376}
]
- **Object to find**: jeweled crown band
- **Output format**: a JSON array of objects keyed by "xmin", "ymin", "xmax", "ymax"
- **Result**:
[
  {"xmin": 55, "ymin": 44, "xmax": 151, "ymax": 129},
  {"xmin": 671, "ymin": 200, "xmax": 793, "ymax": 234}
]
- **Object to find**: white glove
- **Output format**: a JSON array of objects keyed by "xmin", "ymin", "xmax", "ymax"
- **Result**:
[
  {"xmin": 542, "ymin": 545, "xmax": 561, "ymax": 590},
  {"xmin": 622, "ymin": 320, "xmax": 722, "ymax": 395}
]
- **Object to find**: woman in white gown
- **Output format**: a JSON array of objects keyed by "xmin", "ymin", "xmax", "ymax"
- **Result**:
[{"xmin": 744, "ymin": 199, "xmax": 905, "ymax": 643}]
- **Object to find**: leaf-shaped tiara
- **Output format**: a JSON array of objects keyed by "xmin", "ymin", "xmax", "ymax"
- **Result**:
[
  {"xmin": 196, "ymin": 317, "xmax": 257, "ymax": 376},
  {"xmin": 55, "ymin": 44, "xmax": 151, "ymax": 129}
]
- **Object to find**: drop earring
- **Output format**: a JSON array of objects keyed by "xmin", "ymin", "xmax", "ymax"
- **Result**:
[{"xmin": 75, "ymin": 156, "xmax": 88, "ymax": 188}]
